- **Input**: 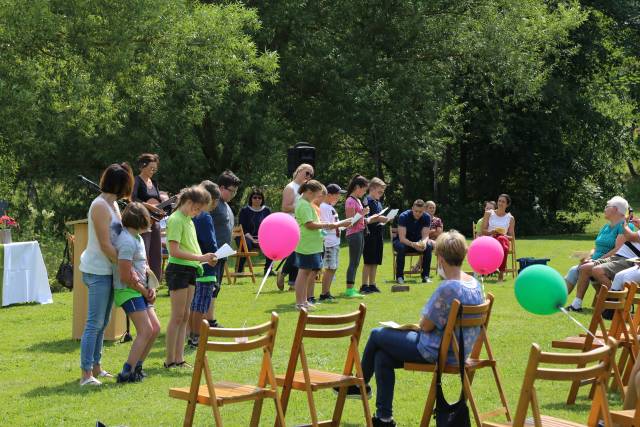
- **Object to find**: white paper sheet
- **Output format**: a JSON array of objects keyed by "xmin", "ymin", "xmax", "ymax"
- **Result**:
[
  {"xmin": 385, "ymin": 209, "xmax": 399, "ymax": 221},
  {"xmin": 214, "ymin": 243, "xmax": 236, "ymax": 259},
  {"xmin": 351, "ymin": 213, "xmax": 363, "ymax": 225}
]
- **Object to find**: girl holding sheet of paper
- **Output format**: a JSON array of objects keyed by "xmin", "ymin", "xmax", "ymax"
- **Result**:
[
  {"xmin": 344, "ymin": 175, "xmax": 370, "ymax": 298},
  {"xmin": 163, "ymin": 186, "xmax": 217, "ymax": 369},
  {"xmin": 361, "ymin": 177, "xmax": 389, "ymax": 294}
]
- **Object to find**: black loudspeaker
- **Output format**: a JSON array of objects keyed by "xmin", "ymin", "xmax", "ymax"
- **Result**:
[{"xmin": 287, "ymin": 142, "xmax": 316, "ymax": 177}]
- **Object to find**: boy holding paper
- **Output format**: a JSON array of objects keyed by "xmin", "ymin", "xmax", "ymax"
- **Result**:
[
  {"xmin": 361, "ymin": 177, "xmax": 389, "ymax": 294},
  {"xmin": 189, "ymin": 180, "xmax": 221, "ymax": 347}
]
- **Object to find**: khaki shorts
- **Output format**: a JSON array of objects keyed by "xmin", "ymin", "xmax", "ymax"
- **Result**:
[{"xmin": 592, "ymin": 256, "xmax": 635, "ymax": 280}]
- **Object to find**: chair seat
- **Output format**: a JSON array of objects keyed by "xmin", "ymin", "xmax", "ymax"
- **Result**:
[
  {"xmin": 275, "ymin": 369, "xmax": 359, "ymax": 391},
  {"xmin": 483, "ymin": 415, "xmax": 586, "ymax": 427},
  {"xmin": 233, "ymin": 251, "xmax": 259, "ymax": 257},
  {"xmin": 611, "ymin": 409, "xmax": 638, "ymax": 424},
  {"xmin": 552, "ymin": 336, "xmax": 601, "ymax": 350},
  {"xmin": 404, "ymin": 358, "xmax": 494, "ymax": 374},
  {"xmin": 169, "ymin": 381, "xmax": 273, "ymax": 406}
]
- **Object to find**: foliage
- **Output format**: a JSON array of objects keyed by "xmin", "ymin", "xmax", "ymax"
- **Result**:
[{"xmin": 1, "ymin": 0, "xmax": 640, "ymax": 236}]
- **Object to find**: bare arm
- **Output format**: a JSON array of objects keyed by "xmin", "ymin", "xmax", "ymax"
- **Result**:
[
  {"xmin": 304, "ymin": 220, "xmax": 336, "ymax": 230},
  {"xmin": 419, "ymin": 315, "xmax": 435, "ymax": 332},
  {"xmin": 118, "ymin": 259, "xmax": 147, "ymax": 293},
  {"xmin": 506, "ymin": 216, "xmax": 515, "ymax": 240},
  {"xmin": 398, "ymin": 226, "xmax": 416, "ymax": 248},
  {"xmin": 92, "ymin": 203, "xmax": 117, "ymax": 262},
  {"xmin": 429, "ymin": 226, "xmax": 443, "ymax": 239},
  {"xmin": 624, "ymin": 223, "xmax": 640, "ymax": 242},
  {"xmin": 168, "ymin": 241, "xmax": 216, "ymax": 264},
  {"xmin": 281, "ymin": 186, "xmax": 296, "ymax": 213},
  {"xmin": 601, "ymin": 234, "xmax": 627, "ymax": 259}
]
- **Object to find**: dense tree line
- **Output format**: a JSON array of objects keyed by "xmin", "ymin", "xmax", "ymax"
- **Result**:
[{"xmin": 0, "ymin": 0, "xmax": 638, "ymax": 235}]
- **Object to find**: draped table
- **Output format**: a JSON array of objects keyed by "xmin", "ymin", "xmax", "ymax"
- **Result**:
[{"xmin": 0, "ymin": 241, "xmax": 53, "ymax": 307}]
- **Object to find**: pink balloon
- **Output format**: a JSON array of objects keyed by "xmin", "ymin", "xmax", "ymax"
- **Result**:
[
  {"xmin": 258, "ymin": 213, "xmax": 300, "ymax": 261},
  {"xmin": 467, "ymin": 236, "xmax": 504, "ymax": 275}
]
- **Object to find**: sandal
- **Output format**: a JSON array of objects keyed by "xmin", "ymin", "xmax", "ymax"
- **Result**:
[
  {"xmin": 95, "ymin": 370, "xmax": 114, "ymax": 378},
  {"xmin": 175, "ymin": 361, "xmax": 192, "ymax": 369},
  {"xmin": 163, "ymin": 362, "xmax": 175, "ymax": 369},
  {"xmin": 79, "ymin": 376, "xmax": 102, "ymax": 386}
]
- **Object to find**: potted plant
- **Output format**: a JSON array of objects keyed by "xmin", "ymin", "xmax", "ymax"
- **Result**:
[{"xmin": 0, "ymin": 215, "xmax": 18, "ymax": 244}]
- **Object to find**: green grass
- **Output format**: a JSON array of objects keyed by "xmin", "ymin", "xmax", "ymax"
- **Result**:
[{"xmin": 0, "ymin": 236, "xmax": 623, "ymax": 426}]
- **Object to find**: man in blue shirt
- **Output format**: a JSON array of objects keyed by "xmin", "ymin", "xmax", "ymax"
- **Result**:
[{"xmin": 393, "ymin": 199, "xmax": 432, "ymax": 284}]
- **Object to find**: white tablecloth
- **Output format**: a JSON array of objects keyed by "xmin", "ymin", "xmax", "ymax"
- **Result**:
[{"xmin": 1, "ymin": 241, "xmax": 53, "ymax": 307}]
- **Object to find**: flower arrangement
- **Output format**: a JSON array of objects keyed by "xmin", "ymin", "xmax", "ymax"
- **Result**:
[{"xmin": 0, "ymin": 215, "xmax": 18, "ymax": 230}]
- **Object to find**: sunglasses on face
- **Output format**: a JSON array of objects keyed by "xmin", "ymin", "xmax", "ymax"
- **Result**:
[{"xmin": 252, "ymin": 195, "xmax": 263, "ymax": 200}]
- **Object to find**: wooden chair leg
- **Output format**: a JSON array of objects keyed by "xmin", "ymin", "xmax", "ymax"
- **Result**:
[
  {"xmin": 210, "ymin": 402, "xmax": 224, "ymax": 426},
  {"xmin": 183, "ymin": 398, "xmax": 197, "ymax": 427},
  {"xmin": 566, "ymin": 376, "xmax": 581, "ymax": 404},
  {"xmin": 357, "ymin": 379, "xmax": 373, "ymax": 427},
  {"xmin": 463, "ymin": 372, "xmax": 482, "ymax": 427},
  {"xmin": 304, "ymin": 385, "xmax": 319, "ymax": 427},
  {"xmin": 250, "ymin": 398, "xmax": 264, "ymax": 427},
  {"xmin": 331, "ymin": 386, "xmax": 348, "ymax": 426},
  {"xmin": 273, "ymin": 396, "xmax": 287, "ymax": 427},
  {"xmin": 420, "ymin": 376, "xmax": 438, "ymax": 427},
  {"xmin": 490, "ymin": 365, "xmax": 512, "ymax": 421}
]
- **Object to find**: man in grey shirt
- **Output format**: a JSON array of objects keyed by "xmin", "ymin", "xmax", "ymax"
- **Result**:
[{"xmin": 211, "ymin": 170, "xmax": 241, "ymax": 285}]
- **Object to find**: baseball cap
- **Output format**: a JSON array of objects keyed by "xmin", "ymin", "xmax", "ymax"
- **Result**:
[{"xmin": 327, "ymin": 184, "xmax": 346, "ymax": 195}]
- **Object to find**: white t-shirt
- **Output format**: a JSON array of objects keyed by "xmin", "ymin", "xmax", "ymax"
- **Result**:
[
  {"xmin": 615, "ymin": 235, "xmax": 640, "ymax": 259},
  {"xmin": 320, "ymin": 202, "xmax": 340, "ymax": 248},
  {"xmin": 487, "ymin": 211, "xmax": 513, "ymax": 232},
  {"xmin": 285, "ymin": 181, "xmax": 302, "ymax": 217}
]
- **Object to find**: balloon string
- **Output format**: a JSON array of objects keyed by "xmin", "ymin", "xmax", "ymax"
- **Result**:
[
  {"xmin": 558, "ymin": 307, "xmax": 605, "ymax": 346},
  {"xmin": 255, "ymin": 263, "xmax": 273, "ymax": 300}
]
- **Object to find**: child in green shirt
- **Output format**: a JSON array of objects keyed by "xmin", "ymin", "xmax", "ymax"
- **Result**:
[{"xmin": 164, "ymin": 186, "xmax": 217, "ymax": 369}]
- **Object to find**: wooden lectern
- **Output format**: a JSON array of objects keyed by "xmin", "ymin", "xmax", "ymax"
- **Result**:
[{"xmin": 66, "ymin": 219, "xmax": 126, "ymax": 341}]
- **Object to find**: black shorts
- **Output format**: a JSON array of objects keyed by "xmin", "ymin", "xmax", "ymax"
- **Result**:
[
  {"xmin": 363, "ymin": 231, "xmax": 384, "ymax": 265},
  {"xmin": 165, "ymin": 263, "xmax": 197, "ymax": 291}
]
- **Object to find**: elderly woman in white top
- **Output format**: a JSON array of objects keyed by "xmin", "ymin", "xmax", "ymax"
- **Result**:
[
  {"xmin": 276, "ymin": 163, "xmax": 314, "ymax": 290},
  {"xmin": 481, "ymin": 193, "xmax": 515, "ymax": 281},
  {"xmin": 78, "ymin": 163, "xmax": 134, "ymax": 386}
]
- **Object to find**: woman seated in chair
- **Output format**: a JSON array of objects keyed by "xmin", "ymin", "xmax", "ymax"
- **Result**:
[
  {"xmin": 349, "ymin": 230, "xmax": 484, "ymax": 427},
  {"xmin": 474, "ymin": 200, "xmax": 496, "ymax": 238},
  {"xmin": 481, "ymin": 194, "xmax": 515, "ymax": 281},
  {"xmin": 237, "ymin": 187, "xmax": 272, "ymax": 274}
]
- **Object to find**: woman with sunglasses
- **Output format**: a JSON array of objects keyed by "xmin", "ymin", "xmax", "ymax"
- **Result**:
[
  {"xmin": 237, "ymin": 187, "xmax": 272, "ymax": 274},
  {"xmin": 277, "ymin": 163, "xmax": 314, "ymax": 290}
]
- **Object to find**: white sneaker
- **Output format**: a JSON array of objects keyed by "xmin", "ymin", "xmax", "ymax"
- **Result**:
[
  {"xmin": 396, "ymin": 277, "xmax": 405, "ymax": 285},
  {"xmin": 79, "ymin": 376, "xmax": 102, "ymax": 386}
]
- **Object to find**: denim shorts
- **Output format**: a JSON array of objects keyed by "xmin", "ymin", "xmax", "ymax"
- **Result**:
[
  {"xmin": 295, "ymin": 252, "xmax": 323, "ymax": 270},
  {"xmin": 191, "ymin": 281, "xmax": 218, "ymax": 314},
  {"xmin": 165, "ymin": 263, "xmax": 197, "ymax": 291},
  {"xmin": 121, "ymin": 296, "xmax": 149, "ymax": 313}
]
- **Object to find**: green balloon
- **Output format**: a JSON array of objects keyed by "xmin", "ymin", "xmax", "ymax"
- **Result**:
[{"xmin": 514, "ymin": 264, "xmax": 567, "ymax": 315}]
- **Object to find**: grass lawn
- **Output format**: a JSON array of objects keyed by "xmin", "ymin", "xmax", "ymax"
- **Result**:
[{"xmin": 0, "ymin": 234, "xmax": 624, "ymax": 426}]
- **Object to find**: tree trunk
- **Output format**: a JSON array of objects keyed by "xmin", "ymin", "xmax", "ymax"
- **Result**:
[
  {"xmin": 628, "ymin": 160, "xmax": 638, "ymax": 177},
  {"xmin": 459, "ymin": 140, "xmax": 467, "ymax": 204},
  {"xmin": 439, "ymin": 144, "xmax": 453, "ymax": 204}
]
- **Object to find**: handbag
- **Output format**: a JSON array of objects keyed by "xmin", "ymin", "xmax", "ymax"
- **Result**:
[
  {"xmin": 56, "ymin": 240, "xmax": 74, "ymax": 290},
  {"xmin": 434, "ymin": 307, "xmax": 471, "ymax": 427}
]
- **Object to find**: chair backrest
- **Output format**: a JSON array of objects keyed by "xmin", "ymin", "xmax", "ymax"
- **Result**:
[
  {"xmin": 607, "ymin": 282, "xmax": 637, "ymax": 344},
  {"xmin": 511, "ymin": 338, "xmax": 618, "ymax": 426},
  {"xmin": 188, "ymin": 313, "xmax": 280, "ymax": 403},
  {"xmin": 585, "ymin": 285, "xmax": 632, "ymax": 349},
  {"xmin": 282, "ymin": 304, "xmax": 367, "ymax": 382},
  {"xmin": 468, "ymin": 293, "xmax": 496, "ymax": 360},
  {"xmin": 437, "ymin": 298, "xmax": 491, "ymax": 368},
  {"xmin": 472, "ymin": 221, "xmax": 477, "ymax": 239},
  {"xmin": 390, "ymin": 227, "xmax": 398, "ymax": 241},
  {"xmin": 231, "ymin": 225, "xmax": 249, "ymax": 252}
]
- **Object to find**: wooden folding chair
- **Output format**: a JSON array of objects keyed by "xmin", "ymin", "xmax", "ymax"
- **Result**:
[
  {"xmin": 224, "ymin": 225, "xmax": 259, "ymax": 285},
  {"xmin": 611, "ymin": 389, "xmax": 640, "ymax": 426},
  {"xmin": 472, "ymin": 221, "xmax": 478, "ymax": 239},
  {"xmin": 169, "ymin": 314, "xmax": 286, "ymax": 427},
  {"xmin": 404, "ymin": 298, "xmax": 492, "ymax": 427},
  {"xmin": 483, "ymin": 338, "xmax": 618, "ymax": 427},
  {"xmin": 390, "ymin": 227, "xmax": 424, "ymax": 280},
  {"xmin": 276, "ymin": 303, "xmax": 372, "ymax": 427},
  {"xmin": 552, "ymin": 284, "xmax": 635, "ymax": 403},
  {"xmin": 503, "ymin": 232, "xmax": 517, "ymax": 278}
]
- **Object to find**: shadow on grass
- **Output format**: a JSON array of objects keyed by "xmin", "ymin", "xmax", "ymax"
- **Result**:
[
  {"xmin": 263, "ymin": 303, "xmax": 299, "ymax": 314},
  {"xmin": 539, "ymin": 401, "xmax": 592, "ymax": 412},
  {"xmin": 24, "ymin": 380, "xmax": 120, "ymax": 397},
  {"xmin": 524, "ymin": 234, "xmax": 595, "ymax": 241},
  {"xmin": 27, "ymin": 338, "xmax": 126, "ymax": 353}
]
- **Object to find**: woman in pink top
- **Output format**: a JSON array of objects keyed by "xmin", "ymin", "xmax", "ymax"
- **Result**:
[{"xmin": 344, "ymin": 175, "xmax": 370, "ymax": 298}]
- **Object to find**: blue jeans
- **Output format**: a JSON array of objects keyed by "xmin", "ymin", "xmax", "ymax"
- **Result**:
[
  {"xmin": 80, "ymin": 273, "xmax": 114, "ymax": 371},
  {"xmin": 361, "ymin": 327, "xmax": 433, "ymax": 419}
]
